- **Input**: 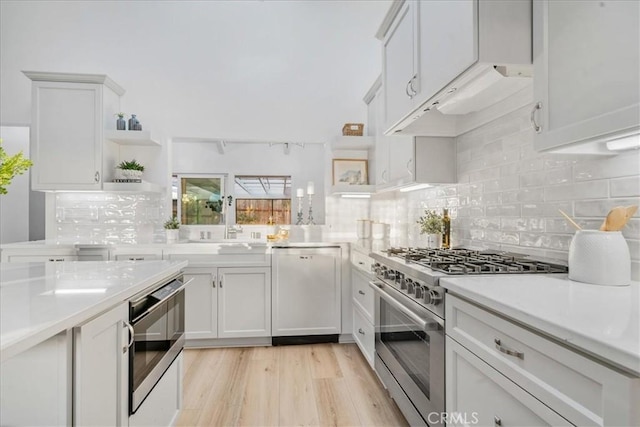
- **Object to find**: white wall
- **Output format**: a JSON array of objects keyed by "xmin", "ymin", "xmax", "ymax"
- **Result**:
[
  {"xmin": 0, "ymin": 0, "xmax": 389, "ymax": 143},
  {"xmin": 0, "ymin": 127, "xmax": 30, "ymax": 243}
]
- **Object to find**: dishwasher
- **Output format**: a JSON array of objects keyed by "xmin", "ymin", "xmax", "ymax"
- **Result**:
[{"xmin": 271, "ymin": 246, "xmax": 341, "ymax": 344}]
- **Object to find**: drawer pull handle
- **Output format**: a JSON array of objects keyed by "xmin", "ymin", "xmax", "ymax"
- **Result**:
[
  {"xmin": 494, "ymin": 338, "xmax": 524, "ymax": 359},
  {"xmin": 494, "ymin": 416, "xmax": 502, "ymax": 426},
  {"xmin": 358, "ymin": 261, "xmax": 364, "ymax": 265},
  {"xmin": 358, "ymin": 328, "xmax": 365, "ymax": 335},
  {"xmin": 358, "ymin": 290, "xmax": 365, "ymax": 295}
]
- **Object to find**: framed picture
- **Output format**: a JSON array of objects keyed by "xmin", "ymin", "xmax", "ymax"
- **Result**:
[{"xmin": 332, "ymin": 159, "xmax": 368, "ymax": 185}]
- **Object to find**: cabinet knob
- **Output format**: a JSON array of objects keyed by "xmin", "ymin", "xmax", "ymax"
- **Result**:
[
  {"xmin": 494, "ymin": 416, "xmax": 502, "ymax": 426},
  {"xmin": 94, "ymin": 171, "xmax": 100, "ymax": 183},
  {"xmin": 494, "ymin": 338, "xmax": 524, "ymax": 359},
  {"xmin": 358, "ymin": 328, "xmax": 365, "ymax": 335},
  {"xmin": 405, "ymin": 79, "xmax": 413, "ymax": 98},
  {"xmin": 212, "ymin": 276, "xmax": 216, "ymax": 288},
  {"xmin": 530, "ymin": 102, "xmax": 542, "ymax": 133},
  {"xmin": 358, "ymin": 290, "xmax": 365, "ymax": 295}
]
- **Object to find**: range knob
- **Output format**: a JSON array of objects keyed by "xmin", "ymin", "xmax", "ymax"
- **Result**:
[
  {"xmin": 384, "ymin": 269, "xmax": 396, "ymax": 280},
  {"xmin": 406, "ymin": 279, "xmax": 415, "ymax": 294},
  {"xmin": 415, "ymin": 285, "xmax": 425, "ymax": 299},
  {"xmin": 427, "ymin": 289, "xmax": 443, "ymax": 306}
]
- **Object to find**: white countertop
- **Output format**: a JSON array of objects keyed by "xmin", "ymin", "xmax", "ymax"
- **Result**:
[
  {"xmin": 441, "ymin": 275, "xmax": 640, "ymax": 376},
  {"xmin": 0, "ymin": 260, "xmax": 188, "ymax": 362}
]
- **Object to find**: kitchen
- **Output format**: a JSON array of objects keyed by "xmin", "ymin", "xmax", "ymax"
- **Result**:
[{"xmin": 1, "ymin": 0, "xmax": 639, "ymax": 426}]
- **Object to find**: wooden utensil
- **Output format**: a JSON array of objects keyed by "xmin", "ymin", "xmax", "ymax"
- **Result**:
[
  {"xmin": 600, "ymin": 205, "xmax": 638, "ymax": 231},
  {"xmin": 558, "ymin": 209, "xmax": 582, "ymax": 230}
]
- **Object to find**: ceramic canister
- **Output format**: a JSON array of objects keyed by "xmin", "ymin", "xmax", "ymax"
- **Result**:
[
  {"xmin": 356, "ymin": 219, "xmax": 372, "ymax": 239},
  {"xmin": 568, "ymin": 230, "xmax": 631, "ymax": 286}
]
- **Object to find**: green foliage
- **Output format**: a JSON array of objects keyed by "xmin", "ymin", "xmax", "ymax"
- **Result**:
[
  {"xmin": 417, "ymin": 209, "xmax": 443, "ymax": 234},
  {"xmin": 0, "ymin": 138, "xmax": 33, "ymax": 195},
  {"xmin": 117, "ymin": 159, "xmax": 144, "ymax": 171},
  {"xmin": 114, "ymin": 112, "xmax": 125, "ymax": 119},
  {"xmin": 164, "ymin": 216, "xmax": 180, "ymax": 229}
]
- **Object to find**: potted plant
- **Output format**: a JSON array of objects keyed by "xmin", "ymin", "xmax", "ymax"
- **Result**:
[
  {"xmin": 164, "ymin": 216, "xmax": 180, "ymax": 241},
  {"xmin": 114, "ymin": 112, "xmax": 126, "ymax": 130},
  {"xmin": 0, "ymin": 138, "xmax": 33, "ymax": 195},
  {"xmin": 417, "ymin": 209, "xmax": 444, "ymax": 248},
  {"xmin": 116, "ymin": 159, "xmax": 144, "ymax": 180}
]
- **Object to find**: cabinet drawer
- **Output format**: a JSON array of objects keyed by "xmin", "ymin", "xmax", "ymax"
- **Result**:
[
  {"xmin": 5, "ymin": 255, "xmax": 78, "ymax": 263},
  {"xmin": 447, "ymin": 294, "xmax": 640, "ymax": 427},
  {"xmin": 164, "ymin": 252, "xmax": 269, "ymax": 267},
  {"xmin": 110, "ymin": 249, "xmax": 163, "ymax": 261},
  {"xmin": 446, "ymin": 336, "xmax": 572, "ymax": 427},
  {"xmin": 353, "ymin": 306, "xmax": 374, "ymax": 368},
  {"xmin": 351, "ymin": 268, "xmax": 374, "ymax": 323},
  {"xmin": 351, "ymin": 251, "xmax": 373, "ymax": 273}
]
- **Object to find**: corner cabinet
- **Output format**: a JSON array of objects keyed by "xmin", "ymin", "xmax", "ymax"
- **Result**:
[
  {"xmin": 24, "ymin": 72, "xmax": 125, "ymax": 191},
  {"xmin": 532, "ymin": 0, "xmax": 640, "ymax": 152}
]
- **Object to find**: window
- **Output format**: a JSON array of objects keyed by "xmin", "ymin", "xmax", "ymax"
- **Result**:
[
  {"xmin": 234, "ymin": 176, "xmax": 291, "ymax": 225},
  {"xmin": 173, "ymin": 174, "xmax": 226, "ymax": 225}
]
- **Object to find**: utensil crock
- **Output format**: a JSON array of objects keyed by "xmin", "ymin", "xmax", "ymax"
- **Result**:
[{"xmin": 568, "ymin": 230, "xmax": 630, "ymax": 286}]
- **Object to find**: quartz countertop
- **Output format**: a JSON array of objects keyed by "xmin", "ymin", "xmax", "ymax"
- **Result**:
[
  {"xmin": 0, "ymin": 260, "xmax": 188, "ymax": 362},
  {"xmin": 441, "ymin": 275, "xmax": 640, "ymax": 376}
]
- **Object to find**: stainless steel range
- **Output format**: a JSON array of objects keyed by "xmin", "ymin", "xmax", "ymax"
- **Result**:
[{"xmin": 369, "ymin": 248, "xmax": 568, "ymax": 427}]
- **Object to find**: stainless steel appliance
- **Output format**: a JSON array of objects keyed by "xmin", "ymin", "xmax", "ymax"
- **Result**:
[
  {"xmin": 370, "ymin": 248, "xmax": 568, "ymax": 426},
  {"xmin": 129, "ymin": 274, "xmax": 189, "ymax": 414}
]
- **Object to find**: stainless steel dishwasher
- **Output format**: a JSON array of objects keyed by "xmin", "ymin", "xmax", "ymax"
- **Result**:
[{"xmin": 271, "ymin": 246, "xmax": 341, "ymax": 344}]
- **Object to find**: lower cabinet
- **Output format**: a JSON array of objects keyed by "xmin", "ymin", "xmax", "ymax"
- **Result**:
[
  {"xmin": 184, "ymin": 266, "xmax": 271, "ymax": 340},
  {"xmin": 446, "ymin": 337, "xmax": 571, "ymax": 427},
  {"xmin": 74, "ymin": 302, "xmax": 129, "ymax": 427},
  {"xmin": 351, "ymin": 266, "xmax": 375, "ymax": 368}
]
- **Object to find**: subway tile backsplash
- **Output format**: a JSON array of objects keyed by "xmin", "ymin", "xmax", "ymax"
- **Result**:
[
  {"xmin": 368, "ymin": 103, "xmax": 640, "ymax": 280},
  {"xmin": 55, "ymin": 192, "xmax": 165, "ymax": 244}
]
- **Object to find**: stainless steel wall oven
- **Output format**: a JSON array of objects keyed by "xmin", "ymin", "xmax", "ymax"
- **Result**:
[{"xmin": 129, "ymin": 274, "xmax": 188, "ymax": 414}]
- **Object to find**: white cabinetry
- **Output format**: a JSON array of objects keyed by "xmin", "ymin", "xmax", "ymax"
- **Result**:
[
  {"xmin": 351, "ymin": 249, "xmax": 375, "ymax": 368},
  {"xmin": 532, "ymin": 0, "xmax": 640, "ymax": 152},
  {"xmin": 183, "ymin": 268, "xmax": 218, "ymax": 340},
  {"xmin": 446, "ymin": 294, "xmax": 640, "ymax": 426},
  {"xmin": 218, "ymin": 267, "xmax": 271, "ymax": 338},
  {"xmin": 110, "ymin": 247, "xmax": 163, "ymax": 261},
  {"xmin": 74, "ymin": 302, "xmax": 129, "ymax": 427},
  {"xmin": 1, "ymin": 246, "xmax": 79, "ymax": 262},
  {"xmin": 272, "ymin": 247, "xmax": 341, "ymax": 336}
]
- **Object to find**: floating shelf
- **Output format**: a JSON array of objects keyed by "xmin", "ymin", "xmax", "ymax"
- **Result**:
[
  {"xmin": 102, "ymin": 181, "xmax": 164, "ymax": 193},
  {"xmin": 331, "ymin": 136, "xmax": 375, "ymax": 150},
  {"xmin": 105, "ymin": 130, "xmax": 160, "ymax": 146}
]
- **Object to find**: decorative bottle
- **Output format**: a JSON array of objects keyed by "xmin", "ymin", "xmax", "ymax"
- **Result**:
[
  {"xmin": 128, "ymin": 114, "xmax": 139, "ymax": 131},
  {"xmin": 442, "ymin": 208, "xmax": 451, "ymax": 249}
]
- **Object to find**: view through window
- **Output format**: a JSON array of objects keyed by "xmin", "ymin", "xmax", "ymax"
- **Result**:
[
  {"xmin": 234, "ymin": 176, "xmax": 291, "ymax": 224},
  {"xmin": 173, "ymin": 175, "xmax": 226, "ymax": 225}
]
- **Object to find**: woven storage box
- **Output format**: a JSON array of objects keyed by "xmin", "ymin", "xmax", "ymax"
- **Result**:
[{"xmin": 342, "ymin": 123, "xmax": 364, "ymax": 136}]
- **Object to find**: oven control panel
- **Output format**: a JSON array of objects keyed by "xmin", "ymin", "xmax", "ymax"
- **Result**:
[{"xmin": 373, "ymin": 263, "xmax": 444, "ymax": 309}]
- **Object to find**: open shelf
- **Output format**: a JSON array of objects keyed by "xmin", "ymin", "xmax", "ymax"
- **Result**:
[
  {"xmin": 330, "ymin": 184, "xmax": 376, "ymax": 197},
  {"xmin": 102, "ymin": 181, "xmax": 164, "ymax": 193},
  {"xmin": 331, "ymin": 136, "xmax": 375, "ymax": 150},
  {"xmin": 105, "ymin": 130, "xmax": 160, "ymax": 146}
]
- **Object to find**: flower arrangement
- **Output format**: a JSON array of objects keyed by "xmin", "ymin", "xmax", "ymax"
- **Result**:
[
  {"xmin": 164, "ymin": 216, "xmax": 180, "ymax": 230},
  {"xmin": 0, "ymin": 138, "xmax": 33, "ymax": 195},
  {"xmin": 417, "ymin": 209, "xmax": 444, "ymax": 235},
  {"xmin": 115, "ymin": 112, "xmax": 125, "ymax": 119}
]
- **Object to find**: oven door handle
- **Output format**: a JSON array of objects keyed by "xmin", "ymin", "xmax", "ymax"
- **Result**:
[
  {"xmin": 131, "ymin": 278, "xmax": 193, "ymax": 324},
  {"xmin": 369, "ymin": 281, "xmax": 443, "ymax": 330}
]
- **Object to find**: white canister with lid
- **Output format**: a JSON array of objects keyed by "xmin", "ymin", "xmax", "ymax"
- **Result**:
[
  {"xmin": 356, "ymin": 219, "xmax": 372, "ymax": 239},
  {"xmin": 568, "ymin": 230, "xmax": 630, "ymax": 286}
]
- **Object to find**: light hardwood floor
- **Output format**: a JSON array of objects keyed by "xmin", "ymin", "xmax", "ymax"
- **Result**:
[{"xmin": 175, "ymin": 343, "xmax": 409, "ymax": 427}]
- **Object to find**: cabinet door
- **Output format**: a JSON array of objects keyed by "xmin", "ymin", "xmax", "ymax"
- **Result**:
[
  {"xmin": 272, "ymin": 248, "xmax": 341, "ymax": 336},
  {"xmin": 218, "ymin": 267, "xmax": 271, "ymax": 338},
  {"xmin": 373, "ymin": 85, "xmax": 391, "ymax": 186},
  {"xmin": 419, "ymin": 0, "xmax": 477, "ymax": 103},
  {"xmin": 184, "ymin": 269, "xmax": 218, "ymax": 339},
  {"xmin": 74, "ymin": 303, "xmax": 129, "ymax": 427},
  {"xmin": 31, "ymin": 81, "xmax": 103, "ymax": 190},
  {"xmin": 533, "ymin": 0, "xmax": 640, "ymax": 151},
  {"xmin": 383, "ymin": 1, "xmax": 419, "ymax": 131},
  {"xmin": 446, "ymin": 337, "xmax": 572, "ymax": 427}
]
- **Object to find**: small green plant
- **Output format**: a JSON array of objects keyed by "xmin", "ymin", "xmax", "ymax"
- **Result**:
[
  {"xmin": 417, "ymin": 209, "xmax": 443, "ymax": 234},
  {"xmin": 117, "ymin": 159, "xmax": 144, "ymax": 172},
  {"xmin": 115, "ymin": 112, "xmax": 125, "ymax": 119},
  {"xmin": 164, "ymin": 216, "xmax": 180, "ymax": 229},
  {"xmin": 0, "ymin": 138, "xmax": 33, "ymax": 195}
]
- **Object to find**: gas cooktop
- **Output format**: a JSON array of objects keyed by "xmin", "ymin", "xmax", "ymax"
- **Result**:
[{"xmin": 384, "ymin": 247, "xmax": 569, "ymax": 275}]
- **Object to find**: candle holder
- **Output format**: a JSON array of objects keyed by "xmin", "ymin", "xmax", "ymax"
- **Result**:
[
  {"xmin": 307, "ymin": 194, "xmax": 315, "ymax": 225},
  {"xmin": 296, "ymin": 195, "xmax": 304, "ymax": 225}
]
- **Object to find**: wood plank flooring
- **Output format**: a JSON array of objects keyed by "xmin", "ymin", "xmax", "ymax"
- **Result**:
[{"xmin": 175, "ymin": 343, "xmax": 409, "ymax": 427}]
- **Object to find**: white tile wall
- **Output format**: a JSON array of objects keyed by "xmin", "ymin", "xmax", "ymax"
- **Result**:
[
  {"xmin": 368, "ymin": 103, "xmax": 640, "ymax": 280},
  {"xmin": 54, "ymin": 192, "xmax": 166, "ymax": 244}
]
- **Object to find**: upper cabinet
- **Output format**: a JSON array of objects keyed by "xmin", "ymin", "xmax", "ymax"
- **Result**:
[
  {"xmin": 532, "ymin": 0, "xmax": 640, "ymax": 153},
  {"xmin": 378, "ymin": 0, "xmax": 532, "ymax": 136},
  {"xmin": 24, "ymin": 71, "xmax": 163, "ymax": 192}
]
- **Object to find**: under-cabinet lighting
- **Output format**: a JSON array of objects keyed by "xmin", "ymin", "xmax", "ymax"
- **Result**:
[
  {"xmin": 606, "ymin": 134, "xmax": 640, "ymax": 152},
  {"xmin": 400, "ymin": 183, "xmax": 432, "ymax": 193},
  {"xmin": 341, "ymin": 194, "xmax": 371, "ymax": 199}
]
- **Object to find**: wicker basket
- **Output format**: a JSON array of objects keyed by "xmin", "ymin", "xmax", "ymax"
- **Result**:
[{"xmin": 342, "ymin": 123, "xmax": 364, "ymax": 136}]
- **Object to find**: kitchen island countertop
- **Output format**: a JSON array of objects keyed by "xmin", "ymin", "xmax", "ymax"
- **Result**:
[
  {"xmin": 0, "ymin": 260, "xmax": 188, "ymax": 362},
  {"xmin": 441, "ymin": 275, "xmax": 640, "ymax": 376}
]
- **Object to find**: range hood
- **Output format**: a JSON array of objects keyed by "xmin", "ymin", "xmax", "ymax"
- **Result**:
[{"xmin": 434, "ymin": 65, "xmax": 532, "ymax": 115}]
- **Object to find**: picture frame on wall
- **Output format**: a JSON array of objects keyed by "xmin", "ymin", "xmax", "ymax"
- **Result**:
[{"xmin": 332, "ymin": 159, "xmax": 368, "ymax": 185}]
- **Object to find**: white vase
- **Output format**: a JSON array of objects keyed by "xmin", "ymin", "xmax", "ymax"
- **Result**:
[
  {"xmin": 568, "ymin": 230, "xmax": 630, "ymax": 286},
  {"xmin": 165, "ymin": 229, "xmax": 179, "ymax": 242},
  {"xmin": 426, "ymin": 233, "xmax": 442, "ymax": 249}
]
